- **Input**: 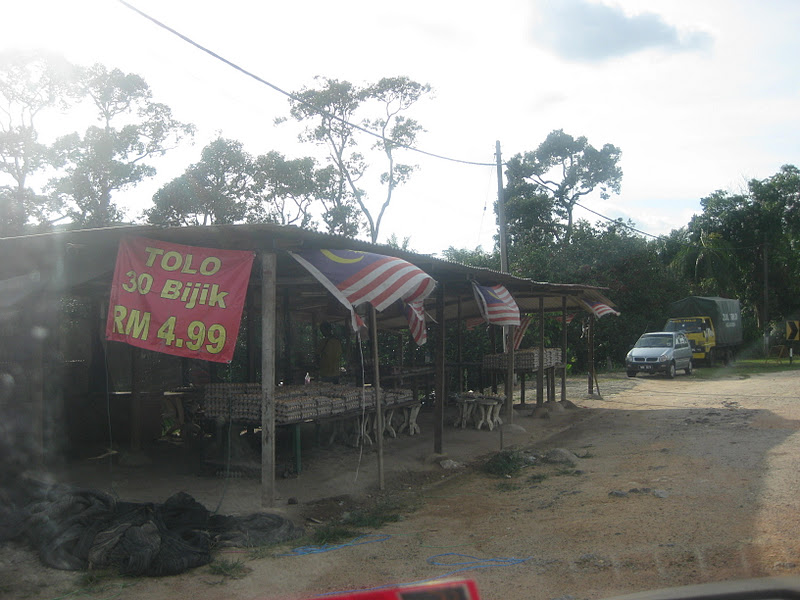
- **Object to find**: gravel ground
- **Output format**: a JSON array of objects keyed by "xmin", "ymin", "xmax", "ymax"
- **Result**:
[{"xmin": 4, "ymin": 370, "xmax": 800, "ymax": 600}]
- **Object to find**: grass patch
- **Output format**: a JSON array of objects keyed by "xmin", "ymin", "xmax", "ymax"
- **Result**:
[
  {"xmin": 208, "ymin": 558, "xmax": 250, "ymax": 579},
  {"xmin": 483, "ymin": 449, "xmax": 527, "ymax": 477},
  {"xmin": 311, "ymin": 524, "xmax": 361, "ymax": 545},
  {"xmin": 555, "ymin": 468, "xmax": 581, "ymax": 477},
  {"xmin": 343, "ymin": 496, "xmax": 414, "ymax": 529},
  {"xmin": 74, "ymin": 569, "xmax": 119, "ymax": 589},
  {"xmin": 527, "ymin": 472, "xmax": 548, "ymax": 484},
  {"xmin": 496, "ymin": 481, "xmax": 523, "ymax": 492},
  {"xmin": 690, "ymin": 358, "xmax": 800, "ymax": 380}
]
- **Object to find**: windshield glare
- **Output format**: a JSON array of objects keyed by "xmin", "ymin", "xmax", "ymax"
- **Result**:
[{"xmin": 635, "ymin": 335, "xmax": 673, "ymax": 348}]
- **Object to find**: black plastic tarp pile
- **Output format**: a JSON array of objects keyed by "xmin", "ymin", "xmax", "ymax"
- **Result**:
[{"xmin": 0, "ymin": 478, "xmax": 303, "ymax": 576}]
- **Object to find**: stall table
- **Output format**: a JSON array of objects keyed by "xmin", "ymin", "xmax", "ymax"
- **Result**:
[
  {"xmin": 201, "ymin": 383, "xmax": 421, "ymax": 474},
  {"xmin": 482, "ymin": 348, "xmax": 563, "ymax": 403}
]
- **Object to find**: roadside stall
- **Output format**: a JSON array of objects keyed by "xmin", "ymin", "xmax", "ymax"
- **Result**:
[{"xmin": 0, "ymin": 223, "xmax": 618, "ymax": 506}]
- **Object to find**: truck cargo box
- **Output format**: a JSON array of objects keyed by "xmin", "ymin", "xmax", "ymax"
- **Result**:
[{"xmin": 667, "ymin": 297, "xmax": 742, "ymax": 347}]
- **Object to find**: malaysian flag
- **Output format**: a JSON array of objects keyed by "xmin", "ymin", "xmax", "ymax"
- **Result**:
[
  {"xmin": 583, "ymin": 300, "xmax": 620, "ymax": 318},
  {"xmin": 404, "ymin": 299, "xmax": 428, "ymax": 345},
  {"xmin": 472, "ymin": 282, "xmax": 521, "ymax": 327},
  {"xmin": 465, "ymin": 316, "xmax": 486, "ymax": 330},
  {"xmin": 289, "ymin": 249, "xmax": 436, "ymax": 333},
  {"xmin": 513, "ymin": 314, "xmax": 532, "ymax": 350}
]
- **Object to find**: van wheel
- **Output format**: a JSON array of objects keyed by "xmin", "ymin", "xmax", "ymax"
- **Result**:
[
  {"xmin": 666, "ymin": 362, "xmax": 676, "ymax": 379},
  {"xmin": 627, "ymin": 371, "xmax": 637, "ymax": 378},
  {"xmin": 685, "ymin": 360, "xmax": 693, "ymax": 375}
]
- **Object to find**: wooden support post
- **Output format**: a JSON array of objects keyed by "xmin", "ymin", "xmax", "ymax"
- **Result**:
[
  {"xmin": 505, "ymin": 325, "xmax": 514, "ymax": 424},
  {"xmin": 370, "ymin": 306, "xmax": 384, "ymax": 490},
  {"xmin": 260, "ymin": 252, "xmax": 277, "ymax": 507},
  {"xmin": 561, "ymin": 296, "xmax": 567, "ymax": 402},
  {"xmin": 588, "ymin": 314, "xmax": 595, "ymax": 395},
  {"xmin": 434, "ymin": 282, "xmax": 445, "ymax": 454},
  {"xmin": 490, "ymin": 326, "xmax": 497, "ymax": 394},
  {"xmin": 130, "ymin": 348, "xmax": 142, "ymax": 452},
  {"xmin": 537, "ymin": 297, "xmax": 545, "ymax": 406},
  {"xmin": 246, "ymin": 288, "xmax": 257, "ymax": 382},
  {"xmin": 457, "ymin": 296, "xmax": 464, "ymax": 393},
  {"xmin": 283, "ymin": 287, "xmax": 292, "ymax": 383}
]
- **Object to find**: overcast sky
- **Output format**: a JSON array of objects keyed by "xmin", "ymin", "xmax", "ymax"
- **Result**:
[{"xmin": 4, "ymin": 0, "xmax": 800, "ymax": 255}]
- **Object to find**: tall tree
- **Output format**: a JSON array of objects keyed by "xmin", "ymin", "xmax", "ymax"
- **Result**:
[
  {"xmin": 146, "ymin": 137, "xmax": 251, "ymax": 226},
  {"xmin": 679, "ymin": 165, "xmax": 800, "ymax": 332},
  {"xmin": 284, "ymin": 76, "xmax": 430, "ymax": 242},
  {"xmin": 249, "ymin": 151, "xmax": 319, "ymax": 228},
  {"xmin": 146, "ymin": 138, "xmax": 322, "ymax": 228},
  {"xmin": 507, "ymin": 130, "xmax": 622, "ymax": 244},
  {"xmin": 49, "ymin": 64, "xmax": 194, "ymax": 227},
  {"xmin": 0, "ymin": 51, "xmax": 76, "ymax": 234}
]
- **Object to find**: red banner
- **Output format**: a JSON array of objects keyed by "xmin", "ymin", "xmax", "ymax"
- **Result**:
[{"xmin": 105, "ymin": 236, "xmax": 254, "ymax": 363}]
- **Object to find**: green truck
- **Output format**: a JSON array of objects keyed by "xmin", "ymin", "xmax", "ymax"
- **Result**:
[{"xmin": 663, "ymin": 296, "xmax": 742, "ymax": 365}]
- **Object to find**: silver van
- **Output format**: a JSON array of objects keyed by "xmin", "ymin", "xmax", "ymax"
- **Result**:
[{"xmin": 625, "ymin": 331, "xmax": 693, "ymax": 378}]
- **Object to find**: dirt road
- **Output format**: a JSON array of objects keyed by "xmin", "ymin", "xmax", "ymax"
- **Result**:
[{"xmin": 4, "ymin": 370, "xmax": 800, "ymax": 600}]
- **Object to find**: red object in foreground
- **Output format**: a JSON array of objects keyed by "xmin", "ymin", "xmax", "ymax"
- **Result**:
[{"xmin": 312, "ymin": 579, "xmax": 480, "ymax": 600}]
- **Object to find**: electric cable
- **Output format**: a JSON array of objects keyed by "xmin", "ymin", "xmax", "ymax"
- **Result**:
[
  {"xmin": 118, "ymin": 1, "xmax": 771, "ymax": 259},
  {"xmin": 116, "ymin": 0, "xmax": 495, "ymax": 167}
]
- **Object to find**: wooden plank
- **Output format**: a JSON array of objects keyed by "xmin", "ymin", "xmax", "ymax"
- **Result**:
[
  {"xmin": 260, "ymin": 251, "xmax": 277, "ymax": 507},
  {"xmin": 561, "ymin": 295, "xmax": 567, "ymax": 402},
  {"xmin": 370, "ymin": 306, "xmax": 385, "ymax": 490},
  {"xmin": 434, "ymin": 282, "xmax": 445, "ymax": 454},
  {"xmin": 537, "ymin": 297, "xmax": 545, "ymax": 406}
]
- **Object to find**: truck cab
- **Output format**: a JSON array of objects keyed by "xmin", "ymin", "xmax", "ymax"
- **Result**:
[{"xmin": 664, "ymin": 316, "xmax": 715, "ymax": 361}]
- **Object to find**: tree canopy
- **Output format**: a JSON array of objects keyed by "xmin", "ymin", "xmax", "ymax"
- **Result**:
[
  {"xmin": 506, "ymin": 129, "xmax": 622, "ymax": 244},
  {"xmin": 284, "ymin": 75, "xmax": 430, "ymax": 242}
]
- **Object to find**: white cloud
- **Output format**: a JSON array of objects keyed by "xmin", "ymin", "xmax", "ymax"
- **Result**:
[{"xmin": 530, "ymin": 0, "xmax": 713, "ymax": 62}]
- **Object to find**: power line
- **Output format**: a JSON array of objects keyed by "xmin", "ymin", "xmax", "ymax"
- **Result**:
[
  {"xmin": 117, "ymin": 0, "xmax": 496, "ymax": 168},
  {"xmin": 575, "ymin": 201, "xmax": 665, "ymax": 239}
]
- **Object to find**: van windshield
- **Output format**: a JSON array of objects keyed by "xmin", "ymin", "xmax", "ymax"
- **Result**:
[{"xmin": 635, "ymin": 335, "xmax": 673, "ymax": 348}]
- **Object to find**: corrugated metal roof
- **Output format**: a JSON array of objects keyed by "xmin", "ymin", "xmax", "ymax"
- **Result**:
[{"xmin": 0, "ymin": 223, "xmax": 617, "ymax": 326}]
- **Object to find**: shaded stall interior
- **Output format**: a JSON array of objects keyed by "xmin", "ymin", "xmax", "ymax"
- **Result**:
[{"xmin": 0, "ymin": 224, "xmax": 616, "ymax": 504}]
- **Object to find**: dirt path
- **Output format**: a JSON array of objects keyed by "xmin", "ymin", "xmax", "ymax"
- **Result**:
[{"xmin": 4, "ymin": 371, "xmax": 800, "ymax": 600}]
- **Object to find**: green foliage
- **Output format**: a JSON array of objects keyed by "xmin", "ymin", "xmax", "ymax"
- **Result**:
[
  {"xmin": 526, "ymin": 472, "xmax": 548, "ymax": 484},
  {"xmin": 688, "ymin": 358, "xmax": 800, "ymax": 380},
  {"xmin": 483, "ymin": 449, "xmax": 527, "ymax": 477},
  {"xmin": 343, "ymin": 497, "xmax": 406, "ymax": 528},
  {"xmin": 555, "ymin": 468, "xmax": 581, "ymax": 477},
  {"xmin": 48, "ymin": 63, "xmax": 194, "ymax": 227},
  {"xmin": 0, "ymin": 50, "xmax": 78, "ymax": 234},
  {"xmin": 285, "ymin": 75, "xmax": 431, "ymax": 242},
  {"xmin": 310, "ymin": 524, "xmax": 361, "ymax": 545},
  {"xmin": 496, "ymin": 481, "xmax": 523, "ymax": 492},
  {"xmin": 208, "ymin": 558, "xmax": 250, "ymax": 579},
  {"xmin": 506, "ymin": 129, "xmax": 622, "ymax": 244}
]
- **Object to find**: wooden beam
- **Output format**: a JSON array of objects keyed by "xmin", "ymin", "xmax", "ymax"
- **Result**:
[
  {"xmin": 434, "ymin": 282, "xmax": 445, "ymax": 454},
  {"xmin": 538, "ymin": 297, "xmax": 545, "ymax": 406},
  {"xmin": 588, "ymin": 314, "xmax": 595, "ymax": 395},
  {"xmin": 561, "ymin": 295, "xmax": 567, "ymax": 402},
  {"xmin": 505, "ymin": 325, "xmax": 514, "ymax": 424},
  {"xmin": 260, "ymin": 251, "xmax": 277, "ymax": 507},
  {"xmin": 370, "ymin": 306, "xmax": 384, "ymax": 490}
]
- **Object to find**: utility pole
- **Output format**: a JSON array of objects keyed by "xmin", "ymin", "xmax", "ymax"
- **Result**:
[
  {"xmin": 496, "ymin": 140, "xmax": 508, "ymax": 274},
  {"xmin": 763, "ymin": 236, "xmax": 769, "ymax": 357},
  {"xmin": 496, "ymin": 141, "xmax": 514, "ymax": 424}
]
